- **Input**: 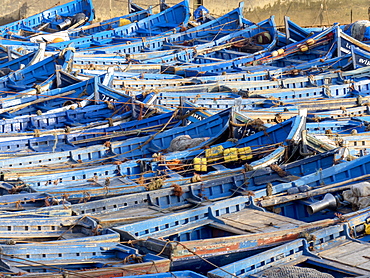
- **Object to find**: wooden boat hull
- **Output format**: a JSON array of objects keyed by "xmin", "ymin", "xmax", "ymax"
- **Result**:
[{"xmin": 0, "ymin": 0, "xmax": 95, "ymax": 36}]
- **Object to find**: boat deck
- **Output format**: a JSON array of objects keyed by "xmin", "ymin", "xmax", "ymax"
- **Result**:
[
  {"xmin": 218, "ymin": 209, "xmax": 306, "ymax": 234},
  {"xmin": 318, "ymin": 241, "xmax": 370, "ymax": 271},
  {"xmin": 99, "ymin": 207, "xmax": 167, "ymax": 226}
]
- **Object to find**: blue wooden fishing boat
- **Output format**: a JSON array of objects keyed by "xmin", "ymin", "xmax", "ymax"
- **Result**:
[
  {"xmin": 70, "ymin": 15, "xmax": 275, "ymax": 70},
  {"xmin": 113, "ymin": 195, "xmax": 368, "ymax": 272},
  {"xmin": 0, "ymin": 108, "xmax": 179, "ymax": 151},
  {"xmin": 0, "ymin": 111, "xmax": 304, "ymax": 201},
  {"xmin": 0, "ymin": 192, "xmax": 72, "ymax": 217},
  {"xmin": 0, "ymin": 242, "xmax": 170, "ymax": 277},
  {"xmin": 3, "ymin": 4, "xmax": 370, "ymax": 275},
  {"xmin": 308, "ymin": 102, "xmax": 370, "ymax": 119},
  {"xmin": 0, "ymin": 107, "xmax": 229, "ymax": 167},
  {"xmin": 133, "ymin": 17, "xmax": 277, "ymax": 65},
  {"xmin": 0, "ymin": 0, "xmax": 190, "ymax": 50},
  {"xmin": 337, "ymin": 25, "xmax": 370, "ymax": 56},
  {"xmin": 0, "ymin": 44, "xmax": 46, "ymax": 73},
  {"xmin": 135, "ymin": 65, "xmax": 370, "ymax": 98},
  {"xmin": 69, "ymin": 3, "xmax": 246, "ymax": 57},
  {"xmin": 351, "ymin": 44, "xmax": 370, "ymax": 68},
  {"xmin": 0, "ymin": 215, "xmax": 113, "ymax": 240},
  {"xmin": 0, "ymin": 68, "xmax": 132, "ymax": 118},
  {"xmin": 52, "ymin": 148, "xmax": 339, "ymax": 223},
  {"xmin": 114, "ymin": 271, "xmax": 207, "ymax": 278},
  {"xmin": 0, "ymin": 46, "xmax": 23, "ymax": 65},
  {"xmin": 310, "ymin": 129, "xmax": 370, "ymax": 158},
  {"xmin": 279, "ymin": 16, "xmax": 313, "ymax": 45},
  {"xmin": 254, "ymin": 152, "xmax": 370, "ymax": 208},
  {"xmin": 87, "ymin": 51, "xmax": 352, "ymax": 93},
  {"xmin": 306, "ymin": 119, "xmax": 367, "ymax": 134},
  {"xmin": 0, "ymin": 100, "xmax": 130, "ymax": 136},
  {"xmin": 0, "ymin": 49, "xmax": 74, "ymax": 95},
  {"xmin": 208, "ymin": 214, "xmax": 370, "ymax": 277},
  {"xmin": 161, "ymin": 24, "xmax": 338, "ymax": 76},
  {"xmin": 44, "ymin": 0, "xmax": 191, "ymax": 51},
  {"xmin": 0, "ymin": 0, "xmax": 95, "ymax": 37},
  {"xmin": 28, "ymin": 6, "xmax": 151, "ymax": 43}
]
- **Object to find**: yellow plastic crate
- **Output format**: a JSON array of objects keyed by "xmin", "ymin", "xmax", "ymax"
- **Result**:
[
  {"xmin": 224, "ymin": 148, "xmax": 238, "ymax": 162},
  {"xmin": 194, "ymin": 157, "xmax": 207, "ymax": 172},
  {"xmin": 238, "ymin": 147, "xmax": 252, "ymax": 160},
  {"xmin": 206, "ymin": 145, "xmax": 224, "ymax": 162}
]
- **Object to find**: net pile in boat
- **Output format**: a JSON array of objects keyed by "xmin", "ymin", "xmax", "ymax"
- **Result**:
[
  {"xmin": 166, "ymin": 135, "xmax": 210, "ymax": 152},
  {"xmin": 258, "ymin": 266, "xmax": 334, "ymax": 278},
  {"xmin": 343, "ymin": 181, "xmax": 370, "ymax": 209}
]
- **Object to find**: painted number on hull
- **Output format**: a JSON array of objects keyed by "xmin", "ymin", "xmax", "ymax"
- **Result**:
[{"xmin": 99, "ymin": 93, "xmax": 116, "ymax": 102}]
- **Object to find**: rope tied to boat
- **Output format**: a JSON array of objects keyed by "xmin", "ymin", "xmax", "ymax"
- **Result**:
[
  {"xmin": 323, "ymin": 85, "xmax": 331, "ymax": 97},
  {"xmin": 8, "ymin": 184, "xmax": 23, "ymax": 194},
  {"xmin": 78, "ymin": 89, "xmax": 88, "ymax": 98},
  {"xmin": 33, "ymin": 129, "xmax": 40, "ymax": 137},
  {"xmin": 266, "ymin": 183, "xmax": 273, "ymax": 196},
  {"xmin": 274, "ymin": 113, "xmax": 283, "ymax": 123},
  {"xmin": 357, "ymin": 95, "xmax": 363, "ymax": 106},
  {"xmin": 44, "ymin": 198, "xmax": 51, "ymax": 207},
  {"xmin": 308, "ymin": 75, "xmax": 317, "ymax": 87},
  {"xmin": 325, "ymin": 129, "xmax": 334, "ymax": 137},
  {"xmin": 66, "ymin": 60, "xmax": 73, "ymax": 73},
  {"xmin": 59, "ymin": 46, "xmax": 76, "ymax": 58},
  {"xmin": 122, "ymin": 254, "xmax": 144, "ymax": 264},
  {"xmin": 107, "ymin": 118, "xmax": 114, "ymax": 127},
  {"xmin": 143, "ymin": 108, "xmax": 159, "ymax": 119},
  {"xmin": 106, "ymin": 100, "xmax": 114, "ymax": 110},
  {"xmin": 229, "ymin": 118, "xmax": 266, "ymax": 131},
  {"xmin": 171, "ymin": 184, "xmax": 184, "ymax": 196},
  {"xmin": 33, "ymin": 84, "xmax": 42, "ymax": 94},
  {"xmin": 244, "ymin": 163, "xmax": 253, "ymax": 172},
  {"xmin": 78, "ymin": 191, "xmax": 91, "ymax": 203},
  {"xmin": 269, "ymin": 164, "xmax": 287, "ymax": 177},
  {"xmin": 52, "ymin": 133, "xmax": 58, "ymax": 153},
  {"xmin": 14, "ymin": 199, "xmax": 23, "ymax": 209},
  {"xmin": 147, "ymin": 178, "xmax": 163, "ymax": 191},
  {"xmin": 91, "ymin": 224, "xmax": 102, "ymax": 236},
  {"xmin": 137, "ymin": 103, "xmax": 144, "ymax": 120},
  {"xmin": 298, "ymin": 231, "xmax": 317, "ymax": 242},
  {"xmin": 175, "ymin": 107, "xmax": 205, "ymax": 120},
  {"xmin": 4, "ymin": 239, "xmax": 16, "ymax": 245},
  {"xmin": 190, "ymin": 173, "xmax": 202, "ymax": 183}
]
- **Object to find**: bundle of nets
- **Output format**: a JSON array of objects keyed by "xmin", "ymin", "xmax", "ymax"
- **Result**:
[{"xmin": 258, "ymin": 265, "xmax": 334, "ymax": 278}]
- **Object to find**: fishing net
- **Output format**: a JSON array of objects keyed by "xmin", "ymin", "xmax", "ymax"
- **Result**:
[
  {"xmin": 345, "ymin": 20, "xmax": 370, "ymax": 41},
  {"xmin": 257, "ymin": 266, "xmax": 334, "ymax": 278},
  {"xmin": 343, "ymin": 181, "xmax": 370, "ymax": 210},
  {"xmin": 166, "ymin": 135, "xmax": 210, "ymax": 152}
]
